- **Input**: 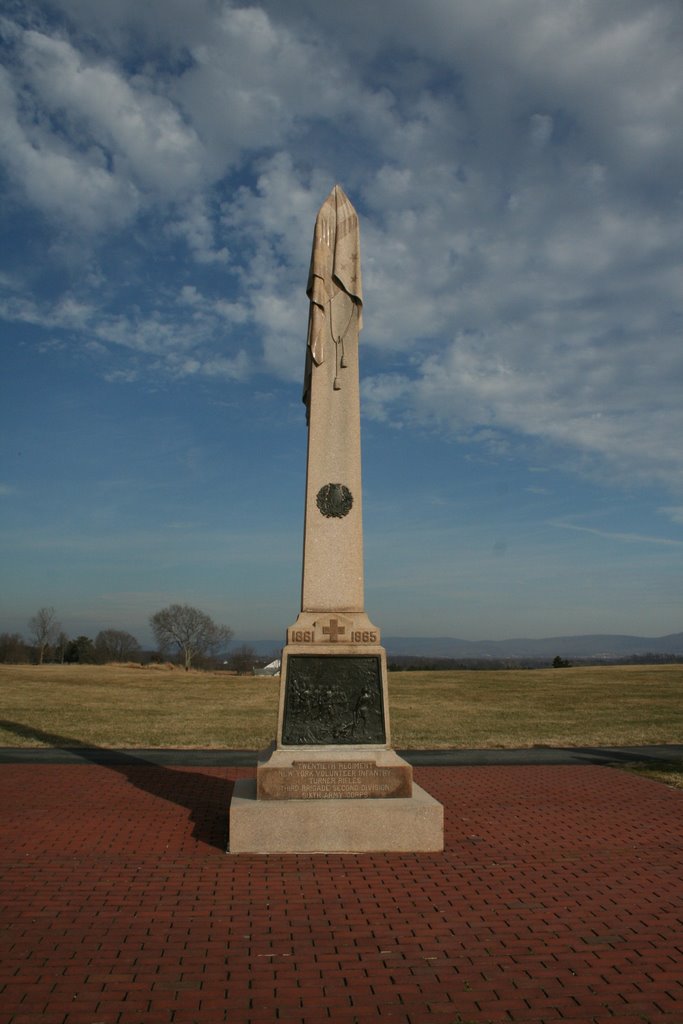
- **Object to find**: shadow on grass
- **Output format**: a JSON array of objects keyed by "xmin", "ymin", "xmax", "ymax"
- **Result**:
[{"xmin": 0, "ymin": 719, "xmax": 235, "ymax": 851}]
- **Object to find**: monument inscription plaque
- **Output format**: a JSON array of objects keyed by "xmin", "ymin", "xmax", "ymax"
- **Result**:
[{"xmin": 264, "ymin": 760, "xmax": 408, "ymax": 800}]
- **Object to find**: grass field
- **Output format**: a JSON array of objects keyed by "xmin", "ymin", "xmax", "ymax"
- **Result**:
[
  {"xmin": 390, "ymin": 663, "xmax": 683, "ymax": 749},
  {"xmin": 0, "ymin": 661, "xmax": 681, "ymax": 751}
]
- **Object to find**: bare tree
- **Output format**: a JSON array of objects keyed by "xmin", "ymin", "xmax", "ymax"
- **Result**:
[
  {"xmin": 0, "ymin": 633, "xmax": 30, "ymax": 664},
  {"xmin": 28, "ymin": 606, "xmax": 61, "ymax": 665},
  {"xmin": 149, "ymin": 604, "xmax": 233, "ymax": 671},
  {"xmin": 54, "ymin": 631, "xmax": 70, "ymax": 664},
  {"xmin": 95, "ymin": 629, "xmax": 142, "ymax": 663}
]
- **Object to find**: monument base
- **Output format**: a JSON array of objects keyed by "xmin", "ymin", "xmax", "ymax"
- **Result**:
[
  {"xmin": 228, "ymin": 778, "xmax": 444, "ymax": 854},
  {"xmin": 229, "ymin": 628, "xmax": 444, "ymax": 853}
]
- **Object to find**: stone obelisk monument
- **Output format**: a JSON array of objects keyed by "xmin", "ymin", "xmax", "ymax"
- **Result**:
[{"xmin": 229, "ymin": 186, "xmax": 443, "ymax": 853}]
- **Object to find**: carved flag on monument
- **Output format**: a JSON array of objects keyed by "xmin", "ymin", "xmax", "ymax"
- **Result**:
[
  {"xmin": 304, "ymin": 184, "xmax": 363, "ymax": 404},
  {"xmin": 228, "ymin": 186, "xmax": 443, "ymax": 853}
]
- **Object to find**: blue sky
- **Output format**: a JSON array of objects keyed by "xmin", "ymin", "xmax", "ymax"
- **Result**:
[{"xmin": 1, "ymin": 0, "xmax": 682, "ymax": 648}]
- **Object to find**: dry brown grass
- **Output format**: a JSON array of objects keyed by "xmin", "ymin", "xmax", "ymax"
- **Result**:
[
  {"xmin": 388, "ymin": 663, "xmax": 683, "ymax": 749},
  {"xmin": 0, "ymin": 661, "xmax": 681, "ymax": 750},
  {"xmin": 0, "ymin": 663, "xmax": 279, "ymax": 749}
]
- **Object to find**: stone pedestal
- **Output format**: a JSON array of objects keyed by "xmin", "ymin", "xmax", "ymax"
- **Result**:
[{"xmin": 229, "ymin": 779, "xmax": 443, "ymax": 854}]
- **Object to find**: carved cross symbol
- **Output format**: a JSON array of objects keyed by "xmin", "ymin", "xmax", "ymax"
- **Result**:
[{"xmin": 322, "ymin": 618, "xmax": 346, "ymax": 643}]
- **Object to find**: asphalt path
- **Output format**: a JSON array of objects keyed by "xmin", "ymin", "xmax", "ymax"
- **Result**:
[{"xmin": 1, "ymin": 744, "xmax": 681, "ymax": 766}]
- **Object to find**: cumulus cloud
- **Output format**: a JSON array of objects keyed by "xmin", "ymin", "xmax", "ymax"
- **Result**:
[
  {"xmin": 0, "ymin": 63, "xmax": 140, "ymax": 231},
  {"xmin": 18, "ymin": 29, "xmax": 203, "ymax": 192},
  {"xmin": 0, "ymin": 277, "xmax": 249, "ymax": 382},
  {"xmin": 168, "ymin": 197, "xmax": 229, "ymax": 264},
  {"xmin": 0, "ymin": 16, "xmax": 208, "ymax": 231},
  {"xmin": 1, "ymin": 0, "xmax": 682, "ymax": 487}
]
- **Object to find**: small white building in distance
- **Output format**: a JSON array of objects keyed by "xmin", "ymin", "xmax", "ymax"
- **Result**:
[{"xmin": 255, "ymin": 658, "xmax": 281, "ymax": 677}]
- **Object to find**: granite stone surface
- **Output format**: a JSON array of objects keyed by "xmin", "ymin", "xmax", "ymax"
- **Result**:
[
  {"xmin": 229, "ymin": 779, "xmax": 444, "ymax": 853},
  {"xmin": 229, "ymin": 186, "xmax": 443, "ymax": 852}
]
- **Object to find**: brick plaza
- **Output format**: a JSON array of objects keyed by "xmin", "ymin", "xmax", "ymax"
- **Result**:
[{"xmin": 1, "ymin": 762, "xmax": 682, "ymax": 1023}]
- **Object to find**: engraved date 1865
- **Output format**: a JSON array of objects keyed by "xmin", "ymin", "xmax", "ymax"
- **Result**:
[{"xmin": 351, "ymin": 630, "xmax": 377, "ymax": 643}]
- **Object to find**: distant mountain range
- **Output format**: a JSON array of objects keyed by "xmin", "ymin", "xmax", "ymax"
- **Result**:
[
  {"xmin": 241, "ymin": 632, "xmax": 683, "ymax": 660},
  {"xmin": 382, "ymin": 632, "xmax": 683, "ymax": 660}
]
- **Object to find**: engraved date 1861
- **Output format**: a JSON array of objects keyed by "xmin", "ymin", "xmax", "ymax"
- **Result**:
[{"xmin": 291, "ymin": 629, "xmax": 313, "ymax": 643}]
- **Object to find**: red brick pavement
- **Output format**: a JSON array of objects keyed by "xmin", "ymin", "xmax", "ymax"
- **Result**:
[{"xmin": 0, "ymin": 763, "xmax": 681, "ymax": 1024}]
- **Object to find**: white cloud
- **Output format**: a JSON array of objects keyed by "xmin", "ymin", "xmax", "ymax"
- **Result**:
[
  {"xmin": 199, "ymin": 352, "xmax": 249, "ymax": 381},
  {"xmin": 19, "ymin": 29, "xmax": 204, "ymax": 193},
  {"xmin": 0, "ymin": 18, "xmax": 207, "ymax": 230},
  {"xmin": 529, "ymin": 114, "xmax": 553, "ymax": 150},
  {"xmin": 176, "ymin": 285, "xmax": 247, "ymax": 324},
  {"xmin": 659, "ymin": 507, "xmax": 683, "ymax": 527},
  {"xmin": 167, "ymin": 196, "xmax": 229, "ymax": 264},
  {"xmin": 289, "ymin": 0, "xmax": 683, "ymax": 182},
  {"xmin": 1, "ymin": 0, "xmax": 682, "ymax": 488},
  {"xmin": 0, "ymin": 64, "xmax": 140, "ymax": 231},
  {"xmin": 361, "ymin": 374, "xmax": 412, "ymax": 425},
  {"xmin": 0, "ymin": 279, "xmax": 249, "ymax": 382},
  {"xmin": 552, "ymin": 520, "xmax": 683, "ymax": 548}
]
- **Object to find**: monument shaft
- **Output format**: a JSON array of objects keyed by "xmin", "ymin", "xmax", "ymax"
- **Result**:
[
  {"xmin": 301, "ymin": 296, "xmax": 364, "ymax": 611},
  {"xmin": 287, "ymin": 185, "xmax": 378, "ymax": 646},
  {"xmin": 301, "ymin": 185, "xmax": 365, "ymax": 613}
]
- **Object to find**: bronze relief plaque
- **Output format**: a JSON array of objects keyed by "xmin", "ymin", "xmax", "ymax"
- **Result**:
[
  {"xmin": 316, "ymin": 483, "xmax": 353, "ymax": 519},
  {"xmin": 282, "ymin": 655, "xmax": 385, "ymax": 745}
]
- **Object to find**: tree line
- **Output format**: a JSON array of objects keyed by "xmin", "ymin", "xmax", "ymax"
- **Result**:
[
  {"xmin": 0, "ymin": 623, "xmax": 143, "ymax": 666},
  {"xmin": 388, "ymin": 652, "xmax": 683, "ymax": 671},
  {"xmin": 0, "ymin": 604, "xmax": 261, "ymax": 673}
]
